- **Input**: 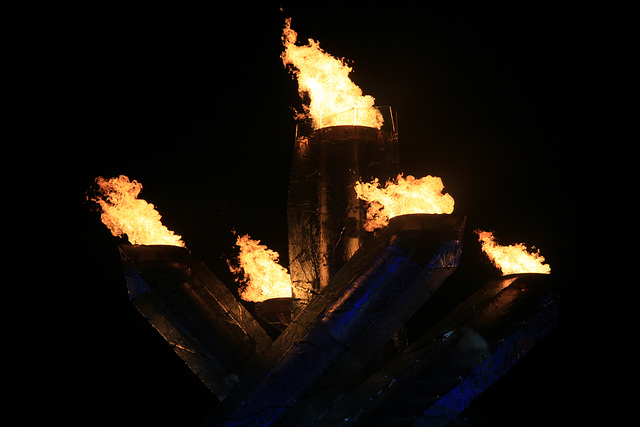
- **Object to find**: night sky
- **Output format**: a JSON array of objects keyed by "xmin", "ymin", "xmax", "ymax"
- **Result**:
[{"xmin": 10, "ymin": 2, "xmax": 630, "ymax": 425}]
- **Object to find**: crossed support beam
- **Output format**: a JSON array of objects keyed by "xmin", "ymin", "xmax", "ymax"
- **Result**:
[
  {"xmin": 326, "ymin": 273, "xmax": 558, "ymax": 426},
  {"xmin": 119, "ymin": 214, "xmax": 558, "ymax": 426}
]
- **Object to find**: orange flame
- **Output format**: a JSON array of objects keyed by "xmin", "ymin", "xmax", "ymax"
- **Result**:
[
  {"xmin": 354, "ymin": 174, "xmax": 455, "ymax": 231},
  {"xmin": 281, "ymin": 17, "xmax": 383, "ymax": 130},
  {"xmin": 91, "ymin": 175, "xmax": 186, "ymax": 247},
  {"xmin": 475, "ymin": 230, "xmax": 551, "ymax": 275},
  {"xmin": 230, "ymin": 234, "xmax": 292, "ymax": 303}
]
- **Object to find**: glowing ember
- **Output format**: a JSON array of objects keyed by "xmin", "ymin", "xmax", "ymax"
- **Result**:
[
  {"xmin": 475, "ymin": 230, "xmax": 551, "ymax": 275},
  {"xmin": 281, "ymin": 17, "xmax": 383, "ymax": 130},
  {"xmin": 91, "ymin": 175, "xmax": 186, "ymax": 247},
  {"xmin": 354, "ymin": 174, "xmax": 455, "ymax": 231},
  {"xmin": 230, "ymin": 234, "xmax": 292, "ymax": 303}
]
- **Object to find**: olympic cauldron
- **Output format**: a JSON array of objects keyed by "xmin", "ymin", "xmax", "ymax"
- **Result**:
[{"xmin": 119, "ymin": 113, "xmax": 558, "ymax": 426}]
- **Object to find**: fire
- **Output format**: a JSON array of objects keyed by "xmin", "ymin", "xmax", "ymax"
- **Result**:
[
  {"xmin": 91, "ymin": 175, "xmax": 186, "ymax": 247},
  {"xmin": 281, "ymin": 17, "xmax": 383, "ymax": 130},
  {"xmin": 229, "ymin": 234, "xmax": 292, "ymax": 303},
  {"xmin": 475, "ymin": 230, "xmax": 551, "ymax": 275},
  {"xmin": 354, "ymin": 174, "xmax": 455, "ymax": 231}
]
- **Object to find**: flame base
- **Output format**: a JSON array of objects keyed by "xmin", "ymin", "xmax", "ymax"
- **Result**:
[{"xmin": 255, "ymin": 297, "xmax": 293, "ymax": 333}]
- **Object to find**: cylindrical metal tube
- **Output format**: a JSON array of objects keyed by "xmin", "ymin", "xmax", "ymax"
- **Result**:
[
  {"xmin": 120, "ymin": 244, "xmax": 272, "ymax": 400},
  {"xmin": 288, "ymin": 122, "xmax": 399, "ymax": 315}
]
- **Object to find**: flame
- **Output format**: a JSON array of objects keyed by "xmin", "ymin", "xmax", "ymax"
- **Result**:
[
  {"xmin": 354, "ymin": 174, "xmax": 455, "ymax": 231},
  {"xmin": 230, "ymin": 234, "xmax": 292, "ymax": 303},
  {"xmin": 91, "ymin": 175, "xmax": 186, "ymax": 247},
  {"xmin": 475, "ymin": 230, "xmax": 551, "ymax": 275},
  {"xmin": 281, "ymin": 18, "xmax": 383, "ymax": 130}
]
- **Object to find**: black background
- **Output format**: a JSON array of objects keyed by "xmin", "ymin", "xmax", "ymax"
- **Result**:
[{"xmin": 8, "ymin": 2, "xmax": 630, "ymax": 425}]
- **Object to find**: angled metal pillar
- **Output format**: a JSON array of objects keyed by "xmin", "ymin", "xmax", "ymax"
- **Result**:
[{"xmin": 120, "ymin": 244, "xmax": 272, "ymax": 400}]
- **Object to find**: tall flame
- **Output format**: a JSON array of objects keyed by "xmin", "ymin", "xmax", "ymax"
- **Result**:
[
  {"xmin": 230, "ymin": 234, "xmax": 292, "ymax": 303},
  {"xmin": 281, "ymin": 18, "xmax": 383, "ymax": 130},
  {"xmin": 91, "ymin": 175, "xmax": 186, "ymax": 247},
  {"xmin": 355, "ymin": 174, "xmax": 455, "ymax": 231},
  {"xmin": 475, "ymin": 230, "xmax": 551, "ymax": 275}
]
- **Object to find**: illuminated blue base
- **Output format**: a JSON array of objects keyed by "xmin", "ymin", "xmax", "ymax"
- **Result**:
[{"xmin": 414, "ymin": 294, "xmax": 559, "ymax": 426}]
